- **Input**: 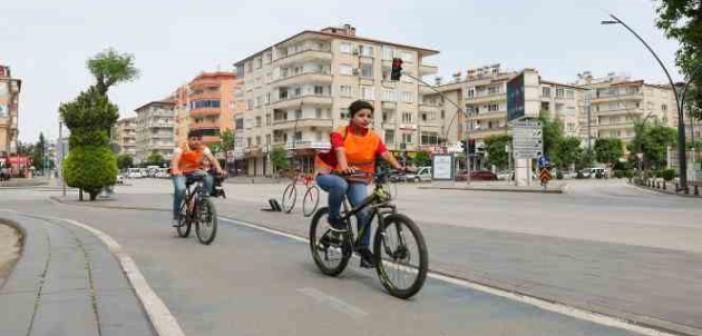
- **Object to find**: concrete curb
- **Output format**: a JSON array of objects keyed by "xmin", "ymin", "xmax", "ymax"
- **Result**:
[
  {"xmin": 0, "ymin": 217, "xmax": 25, "ymax": 290},
  {"xmin": 629, "ymin": 182, "xmax": 702, "ymax": 199},
  {"xmin": 419, "ymin": 185, "xmax": 564, "ymax": 194}
]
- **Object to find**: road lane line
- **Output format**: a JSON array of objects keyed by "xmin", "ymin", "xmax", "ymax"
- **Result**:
[
  {"xmin": 297, "ymin": 287, "xmax": 369, "ymax": 319},
  {"xmin": 219, "ymin": 216, "xmax": 678, "ymax": 336}
]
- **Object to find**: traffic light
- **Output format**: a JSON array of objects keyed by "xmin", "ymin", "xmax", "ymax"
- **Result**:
[
  {"xmin": 390, "ymin": 57, "xmax": 403, "ymax": 81},
  {"xmin": 468, "ymin": 139, "xmax": 476, "ymax": 155}
]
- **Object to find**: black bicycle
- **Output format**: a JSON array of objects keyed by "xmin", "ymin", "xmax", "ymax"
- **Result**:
[
  {"xmin": 175, "ymin": 171, "xmax": 224, "ymax": 245},
  {"xmin": 309, "ymin": 170, "xmax": 428, "ymax": 299}
]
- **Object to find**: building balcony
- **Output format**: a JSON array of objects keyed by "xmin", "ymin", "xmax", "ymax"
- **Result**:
[
  {"xmin": 201, "ymin": 135, "xmax": 221, "ymax": 144},
  {"xmin": 591, "ymin": 93, "xmax": 643, "ymax": 103},
  {"xmin": 419, "ymin": 63, "xmax": 439, "ymax": 76},
  {"xmin": 275, "ymin": 49, "xmax": 333, "ymax": 67},
  {"xmin": 467, "ymin": 110, "xmax": 507, "ymax": 121},
  {"xmin": 147, "ymin": 122, "xmax": 174, "ymax": 128},
  {"xmin": 419, "ymin": 85, "xmax": 434, "ymax": 95},
  {"xmin": 594, "ymin": 108, "xmax": 643, "ymax": 117},
  {"xmin": 271, "ymin": 72, "xmax": 333, "ymax": 88},
  {"xmin": 272, "ymin": 118, "xmax": 333, "ymax": 130},
  {"xmin": 382, "ymin": 101, "xmax": 398, "ymax": 110},
  {"xmin": 465, "ymin": 93, "xmax": 507, "ymax": 104},
  {"xmin": 419, "ymin": 104, "xmax": 441, "ymax": 113},
  {"xmin": 190, "ymin": 120, "xmax": 220, "ymax": 129},
  {"xmin": 285, "ymin": 140, "xmax": 331, "ymax": 150},
  {"xmin": 467, "ymin": 126, "xmax": 508, "ymax": 139},
  {"xmin": 270, "ymin": 95, "xmax": 333, "ymax": 109},
  {"xmin": 149, "ymin": 133, "xmax": 173, "ymax": 140},
  {"xmin": 189, "ymin": 91, "xmax": 220, "ymax": 101},
  {"xmin": 190, "ymin": 107, "xmax": 222, "ymax": 117}
]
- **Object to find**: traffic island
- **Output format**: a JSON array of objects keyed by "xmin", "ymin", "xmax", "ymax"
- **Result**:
[{"xmin": 420, "ymin": 181, "xmax": 565, "ymax": 194}]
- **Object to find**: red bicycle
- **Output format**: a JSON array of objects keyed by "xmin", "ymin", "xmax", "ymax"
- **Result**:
[{"xmin": 281, "ymin": 171, "xmax": 320, "ymax": 217}]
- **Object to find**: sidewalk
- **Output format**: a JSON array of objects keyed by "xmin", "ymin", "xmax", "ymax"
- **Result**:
[
  {"xmin": 0, "ymin": 212, "xmax": 154, "ymax": 336},
  {"xmin": 0, "ymin": 223, "xmax": 20, "ymax": 286},
  {"xmin": 0, "ymin": 177, "xmax": 50, "ymax": 188},
  {"xmin": 51, "ymin": 193, "xmax": 702, "ymax": 336},
  {"xmin": 420, "ymin": 181, "xmax": 566, "ymax": 193}
]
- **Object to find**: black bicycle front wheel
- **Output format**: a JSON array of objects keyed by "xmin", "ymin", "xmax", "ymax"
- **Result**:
[
  {"xmin": 309, "ymin": 207, "xmax": 351, "ymax": 276},
  {"xmin": 374, "ymin": 213, "xmax": 428, "ymax": 299},
  {"xmin": 282, "ymin": 183, "xmax": 297, "ymax": 214},
  {"xmin": 195, "ymin": 198, "xmax": 218, "ymax": 245},
  {"xmin": 302, "ymin": 186, "xmax": 320, "ymax": 217}
]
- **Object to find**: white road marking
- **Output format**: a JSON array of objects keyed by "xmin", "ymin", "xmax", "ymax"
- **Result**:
[
  {"xmin": 297, "ymin": 287, "xmax": 368, "ymax": 319},
  {"xmin": 219, "ymin": 216, "xmax": 678, "ymax": 336}
]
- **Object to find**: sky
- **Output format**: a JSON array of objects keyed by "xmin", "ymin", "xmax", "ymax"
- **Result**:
[{"xmin": 0, "ymin": 0, "xmax": 684, "ymax": 143}]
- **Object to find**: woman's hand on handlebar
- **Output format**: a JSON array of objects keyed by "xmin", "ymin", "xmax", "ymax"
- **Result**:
[{"xmin": 338, "ymin": 165, "xmax": 358, "ymax": 175}]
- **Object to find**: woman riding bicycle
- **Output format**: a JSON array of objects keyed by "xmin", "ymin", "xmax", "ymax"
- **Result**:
[
  {"xmin": 171, "ymin": 129, "xmax": 224, "ymax": 227},
  {"xmin": 315, "ymin": 100, "xmax": 410, "ymax": 268}
]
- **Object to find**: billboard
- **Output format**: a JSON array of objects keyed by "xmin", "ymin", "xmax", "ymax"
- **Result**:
[{"xmin": 506, "ymin": 73, "xmax": 525, "ymax": 121}]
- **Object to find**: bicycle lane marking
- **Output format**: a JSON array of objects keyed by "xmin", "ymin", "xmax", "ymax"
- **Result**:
[{"xmin": 218, "ymin": 216, "xmax": 677, "ymax": 336}]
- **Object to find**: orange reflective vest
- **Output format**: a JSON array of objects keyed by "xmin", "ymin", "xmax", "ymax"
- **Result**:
[{"xmin": 315, "ymin": 126, "xmax": 380, "ymax": 183}]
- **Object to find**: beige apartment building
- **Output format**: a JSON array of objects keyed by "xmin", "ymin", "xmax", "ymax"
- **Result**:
[
  {"xmin": 112, "ymin": 117, "xmax": 137, "ymax": 156},
  {"xmin": 134, "ymin": 100, "xmax": 175, "ymax": 164},
  {"xmin": 424, "ymin": 65, "xmax": 585, "ymax": 155},
  {"xmin": 233, "ymin": 24, "xmax": 439, "ymax": 175},
  {"xmin": 0, "ymin": 64, "xmax": 21, "ymax": 157},
  {"xmin": 173, "ymin": 85, "xmax": 190, "ymax": 146},
  {"xmin": 575, "ymin": 72, "xmax": 677, "ymax": 143}
]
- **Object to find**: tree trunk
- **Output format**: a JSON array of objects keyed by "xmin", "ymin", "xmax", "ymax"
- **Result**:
[
  {"xmin": 79, "ymin": 189, "xmax": 84, "ymax": 201},
  {"xmin": 89, "ymin": 190, "xmax": 98, "ymax": 201}
]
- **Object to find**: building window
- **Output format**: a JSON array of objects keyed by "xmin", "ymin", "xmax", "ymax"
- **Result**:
[
  {"xmin": 235, "ymin": 118, "xmax": 244, "ymax": 130},
  {"xmin": 402, "ymin": 133, "xmax": 413, "ymax": 144},
  {"xmin": 542, "ymin": 87, "xmax": 551, "ymax": 97},
  {"xmin": 294, "ymin": 131, "xmax": 302, "ymax": 140},
  {"xmin": 340, "ymin": 43, "xmax": 352, "ymax": 54},
  {"xmin": 314, "ymin": 85, "xmax": 324, "ymax": 95},
  {"xmin": 295, "ymin": 109, "xmax": 302, "ymax": 119},
  {"xmin": 247, "ymin": 137, "xmax": 252, "ymax": 147},
  {"xmin": 191, "ymin": 100, "xmax": 221, "ymax": 109},
  {"xmin": 466, "ymin": 88, "xmax": 475, "ymax": 98},
  {"xmin": 247, "ymin": 99, "xmax": 254, "ymax": 110},
  {"xmin": 385, "ymin": 130, "xmax": 395, "ymax": 145},
  {"xmin": 421, "ymin": 132, "xmax": 439, "ymax": 145},
  {"xmin": 316, "ymin": 132, "xmax": 323, "ymax": 141},
  {"xmin": 265, "ymin": 114, "xmax": 271, "ymax": 126},
  {"xmin": 266, "ymin": 134, "xmax": 271, "ymax": 145},
  {"xmin": 340, "ymin": 108, "xmax": 350, "ymax": 120},
  {"xmin": 383, "ymin": 88, "xmax": 396, "ymax": 101},
  {"xmin": 662, "ymin": 104, "xmax": 667, "ymax": 112},
  {"xmin": 382, "ymin": 46, "xmax": 393, "ymax": 60},
  {"xmin": 361, "ymin": 63, "xmax": 373, "ymax": 78},
  {"xmin": 566, "ymin": 89, "xmax": 575, "ymax": 99},
  {"xmin": 488, "ymin": 86, "xmax": 500, "ymax": 95},
  {"xmin": 316, "ymin": 108, "xmax": 322, "ymax": 118},
  {"xmin": 360, "ymin": 45, "xmax": 374, "ymax": 57},
  {"xmin": 441, "ymin": 110, "xmax": 445, "ymax": 119},
  {"xmin": 556, "ymin": 88, "xmax": 565, "ymax": 98},
  {"xmin": 256, "ymin": 57, "xmax": 262, "ymax": 69},
  {"xmin": 402, "ymin": 91, "xmax": 413, "ymax": 103},
  {"xmin": 340, "ymin": 85, "xmax": 354, "ymax": 97},
  {"xmin": 488, "ymin": 104, "xmax": 499, "ymax": 112},
  {"xmin": 361, "ymin": 86, "xmax": 375, "ymax": 100},
  {"xmin": 256, "ymin": 116, "xmax": 262, "ymax": 127},
  {"xmin": 339, "ymin": 64, "xmax": 353, "ymax": 75},
  {"xmin": 402, "ymin": 112, "xmax": 413, "ymax": 123}
]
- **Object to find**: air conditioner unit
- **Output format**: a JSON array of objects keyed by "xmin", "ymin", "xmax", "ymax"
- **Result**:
[{"xmin": 352, "ymin": 68, "xmax": 360, "ymax": 76}]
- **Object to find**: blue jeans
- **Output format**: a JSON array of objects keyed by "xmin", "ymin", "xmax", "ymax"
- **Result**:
[
  {"xmin": 316, "ymin": 174, "xmax": 371, "ymax": 248},
  {"xmin": 173, "ymin": 172, "xmax": 214, "ymax": 218}
]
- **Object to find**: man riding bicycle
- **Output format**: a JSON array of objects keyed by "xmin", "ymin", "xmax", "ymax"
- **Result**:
[
  {"xmin": 171, "ymin": 130, "xmax": 224, "ymax": 227},
  {"xmin": 315, "ymin": 100, "xmax": 411, "ymax": 268}
]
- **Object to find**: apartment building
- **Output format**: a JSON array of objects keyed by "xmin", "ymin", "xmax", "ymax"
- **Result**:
[
  {"xmin": 134, "ymin": 100, "xmax": 175, "ymax": 164},
  {"xmin": 0, "ymin": 64, "xmax": 21, "ymax": 157},
  {"xmin": 112, "ymin": 117, "xmax": 137, "ymax": 156},
  {"xmin": 187, "ymin": 72, "xmax": 237, "ymax": 145},
  {"xmin": 575, "ymin": 72, "xmax": 676, "ymax": 143},
  {"xmin": 233, "ymin": 24, "xmax": 439, "ymax": 175}
]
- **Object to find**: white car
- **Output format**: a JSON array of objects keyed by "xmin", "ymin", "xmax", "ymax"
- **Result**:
[
  {"xmin": 127, "ymin": 168, "xmax": 143, "ymax": 179},
  {"xmin": 116, "ymin": 175, "xmax": 125, "ymax": 184}
]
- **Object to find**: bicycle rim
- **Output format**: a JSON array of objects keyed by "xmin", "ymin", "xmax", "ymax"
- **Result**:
[
  {"xmin": 176, "ymin": 201, "xmax": 191, "ymax": 238},
  {"xmin": 309, "ymin": 208, "xmax": 351, "ymax": 276},
  {"xmin": 195, "ymin": 198, "xmax": 217, "ymax": 245},
  {"xmin": 303, "ymin": 186, "xmax": 320, "ymax": 217},
  {"xmin": 282, "ymin": 184, "xmax": 297, "ymax": 213},
  {"xmin": 374, "ymin": 214, "xmax": 428, "ymax": 299}
]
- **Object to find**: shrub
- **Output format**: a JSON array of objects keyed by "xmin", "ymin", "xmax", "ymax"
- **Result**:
[{"xmin": 63, "ymin": 145, "xmax": 117, "ymax": 200}]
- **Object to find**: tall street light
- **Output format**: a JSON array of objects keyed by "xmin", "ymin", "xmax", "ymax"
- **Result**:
[{"xmin": 602, "ymin": 14, "xmax": 689, "ymax": 191}]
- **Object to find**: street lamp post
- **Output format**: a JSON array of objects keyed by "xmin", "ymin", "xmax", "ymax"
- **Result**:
[{"xmin": 602, "ymin": 14, "xmax": 689, "ymax": 191}]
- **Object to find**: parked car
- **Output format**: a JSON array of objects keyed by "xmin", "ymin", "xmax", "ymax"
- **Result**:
[
  {"xmin": 415, "ymin": 166, "xmax": 432, "ymax": 182},
  {"xmin": 155, "ymin": 168, "xmax": 170, "ymax": 179},
  {"xmin": 497, "ymin": 170, "xmax": 514, "ymax": 181},
  {"xmin": 456, "ymin": 170, "xmax": 498, "ymax": 181},
  {"xmin": 580, "ymin": 167, "xmax": 606, "ymax": 179},
  {"xmin": 127, "ymin": 168, "xmax": 143, "ymax": 179},
  {"xmin": 116, "ymin": 175, "xmax": 125, "ymax": 184}
]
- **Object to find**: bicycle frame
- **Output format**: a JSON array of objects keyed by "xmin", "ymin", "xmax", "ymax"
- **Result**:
[{"xmin": 338, "ymin": 183, "xmax": 397, "ymax": 248}]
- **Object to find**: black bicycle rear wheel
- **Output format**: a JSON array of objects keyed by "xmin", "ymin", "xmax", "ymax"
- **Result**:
[
  {"xmin": 309, "ymin": 207, "xmax": 351, "ymax": 276},
  {"xmin": 374, "ymin": 213, "xmax": 428, "ymax": 299},
  {"xmin": 282, "ymin": 183, "xmax": 297, "ymax": 214},
  {"xmin": 195, "ymin": 198, "xmax": 217, "ymax": 245},
  {"xmin": 176, "ymin": 200, "xmax": 191, "ymax": 238}
]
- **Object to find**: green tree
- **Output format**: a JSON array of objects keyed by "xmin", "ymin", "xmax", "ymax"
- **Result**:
[
  {"xmin": 32, "ymin": 133, "xmax": 47, "ymax": 171},
  {"xmin": 594, "ymin": 138, "xmax": 624, "ymax": 167},
  {"xmin": 628, "ymin": 121, "xmax": 677, "ymax": 171},
  {"xmin": 577, "ymin": 149, "xmax": 595, "ymax": 170},
  {"xmin": 147, "ymin": 151, "xmax": 165, "ymax": 166},
  {"xmin": 221, "ymin": 129, "xmax": 235, "ymax": 152},
  {"xmin": 484, "ymin": 135, "xmax": 512, "ymax": 170},
  {"xmin": 554, "ymin": 136, "xmax": 583, "ymax": 169},
  {"xmin": 412, "ymin": 151, "xmax": 431, "ymax": 167},
  {"xmin": 87, "ymin": 48, "xmax": 139, "ymax": 96},
  {"xmin": 656, "ymin": 1, "xmax": 702, "ymax": 114},
  {"xmin": 539, "ymin": 111, "xmax": 564, "ymax": 159},
  {"xmin": 270, "ymin": 146, "xmax": 290, "ymax": 174},
  {"xmin": 116, "ymin": 154, "xmax": 134, "ymax": 170},
  {"xmin": 63, "ymin": 146, "xmax": 117, "ymax": 200}
]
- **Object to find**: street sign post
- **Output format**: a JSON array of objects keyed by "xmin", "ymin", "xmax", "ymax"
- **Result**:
[
  {"xmin": 432, "ymin": 154, "xmax": 454, "ymax": 181},
  {"xmin": 511, "ymin": 120, "xmax": 543, "ymax": 159}
]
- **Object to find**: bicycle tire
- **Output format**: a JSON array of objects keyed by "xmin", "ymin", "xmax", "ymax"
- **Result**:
[
  {"xmin": 309, "ymin": 207, "xmax": 351, "ymax": 276},
  {"xmin": 282, "ymin": 183, "xmax": 297, "ymax": 214},
  {"xmin": 195, "ymin": 198, "xmax": 218, "ymax": 245},
  {"xmin": 302, "ymin": 186, "xmax": 320, "ymax": 217},
  {"xmin": 374, "ymin": 213, "xmax": 428, "ymax": 299},
  {"xmin": 176, "ymin": 200, "xmax": 191, "ymax": 238}
]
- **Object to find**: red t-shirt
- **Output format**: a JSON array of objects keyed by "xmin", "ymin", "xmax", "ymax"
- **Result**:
[{"xmin": 317, "ymin": 125, "xmax": 387, "ymax": 169}]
